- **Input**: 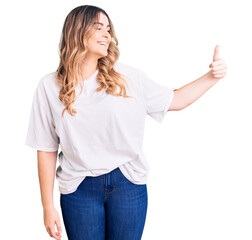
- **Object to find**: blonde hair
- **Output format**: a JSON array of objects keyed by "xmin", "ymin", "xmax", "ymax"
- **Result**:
[{"xmin": 56, "ymin": 5, "xmax": 133, "ymax": 117}]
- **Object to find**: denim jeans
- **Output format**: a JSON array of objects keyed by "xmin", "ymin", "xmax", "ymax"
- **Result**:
[{"xmin": 60, "ymin": 167, "xmax": 148, "ymax": 240}]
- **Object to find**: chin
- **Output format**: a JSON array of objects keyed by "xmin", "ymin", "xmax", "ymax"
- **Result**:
[{"xmin": 99, "ymin": 52, "xmax": 108, "ymax": 57}]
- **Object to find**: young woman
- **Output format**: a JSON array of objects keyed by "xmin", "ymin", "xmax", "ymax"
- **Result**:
[{"xmin": 25, "ymin": 5, "xmax": 227, "ymax": 240}]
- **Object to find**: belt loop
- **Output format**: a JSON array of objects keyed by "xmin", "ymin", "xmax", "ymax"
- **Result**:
[
  {"xmin": 114, "ymin": 168, "xmax": 115, "ymax": 185},
  {"xmin": 104, "ymin": 172, "xmax": 106, "ymax": 189},
  {"xmin": 114, "ymin": 167, "xmax": 117, "ymax": 187}
]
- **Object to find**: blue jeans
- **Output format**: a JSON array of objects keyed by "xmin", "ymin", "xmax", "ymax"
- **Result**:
[{"xmin": 60, "ymin": 167, "xmax": 148, "ymax": 240}]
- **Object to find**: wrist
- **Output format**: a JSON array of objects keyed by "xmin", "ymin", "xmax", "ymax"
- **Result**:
[{"xmin": 43, "ymin": 205, "xmax": 55, "ymax": 210}]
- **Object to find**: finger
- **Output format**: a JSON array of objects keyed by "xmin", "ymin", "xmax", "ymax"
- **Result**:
[
  {"xmin": 213, "ymin": 70, "xmax": 225, "ymax": 75},
  {"xmin": 47, "ymin": 227, "xmax": 53, "ymax": 238},
  {"xmin": 211, "ymin": 59, "xmax": 224, "ymax": 67},
  {"xmin": 49, "ymin": 226, "xmax": 60, "ymax": 240},
  {"xmin": 213, "ymin": 44, "xmax": 220, "ymax": 61},
  {"xmin": 46, "ymin": 226, "xmax": 51, "ymax": 236},
  {"xmin": 213, "ymin": 71, "xmax": 225, "ymax": 76},
  {"xmin": 213, "ymin": 74, "xmax": 224, "ymax": 78},
  {"xmin": 213, "ymin": 65, "xmax": 225, "ymax": 71},
  {"xmin": 209, "ymin": 60, "xmax": 223, "ymax": 68},
  {"xmin": 213, "ymin": 67, "xmax": 226, "ymax": 73},
  {"xmin": 56, "ymin": 219, "xmax": 62, "ymax": 236},
  {"xmin": 213, "ymin": 68, "xmax": 225, "ymax": 72}
]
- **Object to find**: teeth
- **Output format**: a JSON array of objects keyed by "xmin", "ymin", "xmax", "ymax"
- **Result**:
[{"xmin": 100, "ymin": 43, "xmax": 106, "ymax": 45}]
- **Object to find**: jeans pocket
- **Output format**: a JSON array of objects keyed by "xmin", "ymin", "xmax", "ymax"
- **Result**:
[{"xmin": 118, "ymin": 167, "xmax": 137, "ymax": 185}]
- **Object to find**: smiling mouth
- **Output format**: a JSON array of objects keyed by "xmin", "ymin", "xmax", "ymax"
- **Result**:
[{"xmin": 97, "ymin": 41, "xmax": 108, "ymax": 46}]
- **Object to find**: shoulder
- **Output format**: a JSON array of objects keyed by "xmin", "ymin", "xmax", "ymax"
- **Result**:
[
  {"xmin": 39, "ymin": 72, "xmax": 57, "ymax": 86},
  {"xmin": 37, "ymin": 71, "xmax": 60, "ymax": 92},
  {"xmin": 32, "ymin": 72, "xmax": 61, "ymax": 105},
  {"xmin": 114, "ymin": 61, "xmax": 144, "ymax": 79}
]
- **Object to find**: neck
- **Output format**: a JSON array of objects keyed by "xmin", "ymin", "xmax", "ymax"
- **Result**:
[{"xmin": 80, "ymin": 56, "xmax": 98, "ymax": 80}]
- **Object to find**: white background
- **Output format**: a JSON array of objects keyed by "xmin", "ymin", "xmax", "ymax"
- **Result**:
[{"xmin": 0, "ymin": 0, "xmax": 251, "ymax": 239}]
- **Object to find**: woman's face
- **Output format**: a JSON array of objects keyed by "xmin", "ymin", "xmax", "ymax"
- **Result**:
[{"xmin": 86, "ymin": 12, "xmax": 112, "ymax": 59}]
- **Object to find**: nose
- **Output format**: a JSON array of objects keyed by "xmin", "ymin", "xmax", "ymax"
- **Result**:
[
  {"xmin": 102, "ymin": 29, "xmax": 110, "ymax": 38},
  {"xmin": 103, "ymin": 32, "xmax": 109, "ymax": 38}
]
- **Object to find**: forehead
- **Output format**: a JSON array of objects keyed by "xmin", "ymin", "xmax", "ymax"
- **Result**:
[{"xmin": 93, "ymin": 12, "xmax": 110, "ymax": 28}]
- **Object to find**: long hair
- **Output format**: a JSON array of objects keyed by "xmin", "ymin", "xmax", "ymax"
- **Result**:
[{"xmin": 56, "ymin": 5, "xmax": 133, "ymax": 117}]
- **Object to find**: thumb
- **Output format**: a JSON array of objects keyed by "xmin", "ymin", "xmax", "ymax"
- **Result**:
[{"xmin": 213, "ymin": 44, "xmax": 220, "ymax": 61}]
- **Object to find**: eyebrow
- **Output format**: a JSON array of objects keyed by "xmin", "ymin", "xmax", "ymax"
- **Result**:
[{"xmin": 93, "ymin": 22, "xmax": 111, "ymax": 28}]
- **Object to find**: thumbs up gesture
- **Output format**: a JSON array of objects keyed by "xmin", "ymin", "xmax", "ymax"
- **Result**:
[{"xmin": 209, "ymin": 45, "xmax": 227, "ymax": 79}]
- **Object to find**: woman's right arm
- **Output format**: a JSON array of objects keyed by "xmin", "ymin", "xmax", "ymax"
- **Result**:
[{"xmin": 37, "ymin": 150, "xmax": 62, "ymax": 240}]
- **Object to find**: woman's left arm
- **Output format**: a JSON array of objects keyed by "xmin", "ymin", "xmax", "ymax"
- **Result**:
[{"xmin": 169, "ymin": 45, "xmax": 227, "ymax": 111}]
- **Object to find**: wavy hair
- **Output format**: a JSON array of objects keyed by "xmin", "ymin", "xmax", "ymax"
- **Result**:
[{"xmin": 56, "ymin": 5, "xmax": 134, "ymax": 117}]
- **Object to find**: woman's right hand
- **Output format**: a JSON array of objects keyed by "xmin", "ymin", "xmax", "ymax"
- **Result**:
[{"xmin": 43, "ymin": 206, "xmax": 62, "ymax": 240}]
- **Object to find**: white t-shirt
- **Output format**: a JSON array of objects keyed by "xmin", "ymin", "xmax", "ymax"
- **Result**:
[{"xmin": 25, "ymin": 62, "xmax": 175, "ymax": 194}]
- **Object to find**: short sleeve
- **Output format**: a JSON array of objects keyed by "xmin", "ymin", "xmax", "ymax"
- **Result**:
[
  {"xmin": 138, "ymin": 69, "xmax": 175, "ymax": 123},
  {"xmin": 25, "ymin": 78, "xmax": 59, "ymax": 152}
]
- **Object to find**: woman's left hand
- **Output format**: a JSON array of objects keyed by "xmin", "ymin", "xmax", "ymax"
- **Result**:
[{"xmin": 209, "ymin": 45, "xmax": 227, "ymax": 79}]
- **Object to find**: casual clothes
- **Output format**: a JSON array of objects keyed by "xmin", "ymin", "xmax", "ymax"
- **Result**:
[{"xmin": 25, "ymin": 62, "xmax": 175, "ymax": 194}]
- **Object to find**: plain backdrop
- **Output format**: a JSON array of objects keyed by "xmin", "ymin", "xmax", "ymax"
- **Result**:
[{"xmin": 0, "ymin": 0, "xmax": 251, "ymax": 239}]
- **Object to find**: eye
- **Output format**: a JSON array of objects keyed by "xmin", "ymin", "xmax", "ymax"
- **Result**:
[{"xmin": 96, "ymin": 27, "xmax": 111, "ymax": 34}]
